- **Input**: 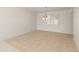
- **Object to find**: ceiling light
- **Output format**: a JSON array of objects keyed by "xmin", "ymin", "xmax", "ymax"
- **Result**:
[{"xmin": 42, "ymin": 7, "xmax": 48, "ymax": 21}]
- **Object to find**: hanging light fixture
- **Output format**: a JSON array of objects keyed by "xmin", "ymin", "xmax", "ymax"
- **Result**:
[{"xmin": 42, "ymin": 7, "xmax": 48, "ymax": 21}]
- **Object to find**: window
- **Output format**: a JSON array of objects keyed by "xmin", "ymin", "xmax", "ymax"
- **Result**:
[
  {"xmin": 53, "ymin": 16, "xmax": 59, "ymax": 25},
  {"xmin": 46, "ymin": 15, "xmax": 51, "ymax": 24}
]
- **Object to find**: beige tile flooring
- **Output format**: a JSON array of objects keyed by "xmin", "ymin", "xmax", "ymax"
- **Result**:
[
  {"xmin": 3, "ymin": 30, "xmax": 78, "ymax": 52},
  {"xmin": 0, "ymin": 41, "xmax": 20, "ymax": 52}
]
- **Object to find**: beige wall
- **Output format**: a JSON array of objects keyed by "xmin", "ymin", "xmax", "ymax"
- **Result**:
[
  {"xmin": 37, "ymin": 9, "xmax": 73, "ymax": 34},
  {"xmin": 73, "ymin": 8, "xmax": 79, "ymax": 50},
  {"xmin": 0, "ymin": 8, "xmax": 36, "ymax": 40}
]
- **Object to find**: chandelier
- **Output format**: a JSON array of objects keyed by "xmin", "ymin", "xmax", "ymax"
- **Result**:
[{"xmin": 42, "ymin": 7, "xmax": 48, "ymax": 21}]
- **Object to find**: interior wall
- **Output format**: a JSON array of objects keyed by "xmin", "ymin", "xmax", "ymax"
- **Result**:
[
  {"xmin": 73, "ymin": 8, "xmax": 79, "ymax": 50},
  {"xmin": 0, "ymin": 8, "xmax": 36, "ymax": 40},
  {"xmin": 37, "ymin": 9, "xmax": 73, "ymax": 34}
]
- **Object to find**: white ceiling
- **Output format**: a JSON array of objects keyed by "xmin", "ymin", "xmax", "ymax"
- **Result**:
[{"xmin": 25, "ymin": 7, "xmax": 73, "ymax": 12}]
